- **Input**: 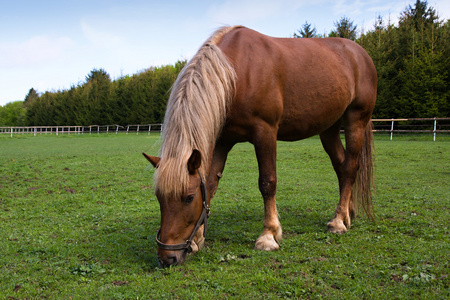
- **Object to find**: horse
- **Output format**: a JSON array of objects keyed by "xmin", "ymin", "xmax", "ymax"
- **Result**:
[{"xmin": 143, "ymin": 26, "xmax": 377, "ymax": 267}]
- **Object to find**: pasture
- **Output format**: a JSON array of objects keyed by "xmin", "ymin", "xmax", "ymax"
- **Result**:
[{"xmin": 0, "ymin": 133, "xmax": 448, "ymax": 299}]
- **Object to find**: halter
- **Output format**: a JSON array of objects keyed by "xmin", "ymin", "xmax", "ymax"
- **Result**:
[{"xmin": 155, "ymin": 173, "xmax": 210, "ymax": 253}]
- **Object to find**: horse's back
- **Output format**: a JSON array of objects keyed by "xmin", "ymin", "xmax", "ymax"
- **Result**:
[{"xmin": 217, "ymin": 27, "xmax": 377, "ymax": 141}]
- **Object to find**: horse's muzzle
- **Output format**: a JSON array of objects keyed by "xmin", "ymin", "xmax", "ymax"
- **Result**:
[{"xmin": 157, "ymin": 249, "xmax": 186, "ymax": 267}]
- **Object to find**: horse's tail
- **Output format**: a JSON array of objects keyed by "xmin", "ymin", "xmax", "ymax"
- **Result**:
[{"xmin": 352, "ymin": 121, "xmax": 375, "ymax": 220}]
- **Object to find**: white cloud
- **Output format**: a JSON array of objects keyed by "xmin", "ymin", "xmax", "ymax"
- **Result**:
[
  {"xmin": 80, "ymin": 19, "xmax": 122, "ymax": 47},
  {"xmin": 333, "ymin": 0, "xmax": 365, "ymax": 16},
  {"xmin": 207, "ymin": 0, "xmax": 312, "ymax": 25},
  {"xmin": 0, "ymin": 35, "xmax": 74, "ymax": 68},
  {"xmin": 208, "ymin": 0, "xmax": 279, "ymax": 24}
]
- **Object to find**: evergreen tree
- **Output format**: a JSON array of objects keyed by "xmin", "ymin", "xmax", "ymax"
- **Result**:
[
  {"xmin": 294, "ymin": 21, "xmax": 317, "ymax": 38},
  {"xmin": 84, "ymin": 69, "xmax": 112, "ymax": 125},
  {"xmin": 395, "ymin": 0, "xmax": 447, "ymax": 117},
  {"xmin": 401, "ymin": 0, "xmax": 438, "ymax": 31},
  {"xmin": 330, "ymin": 17, "xmax": 358, "ymax": 40},
  {"xmin": 23, "ymin": 88, "xmax": 39, "ymax": 108},
  {"xmin": 359, "ymin": 16, "xmax": 399, "ymax": 118},
  {"xmin": 112, "ymin": 75, "xmax": 133, "ymax": 125}
]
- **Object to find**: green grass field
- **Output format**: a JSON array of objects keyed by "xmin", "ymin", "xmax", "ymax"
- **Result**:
[{"xmin": 0, "ymin": 133, "xmax": 449, "ymax": 299}]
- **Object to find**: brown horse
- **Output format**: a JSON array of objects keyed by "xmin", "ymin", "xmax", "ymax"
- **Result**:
[{"xmin": 144, "ymin": 26, "xmax": 377, "ymax": 267}]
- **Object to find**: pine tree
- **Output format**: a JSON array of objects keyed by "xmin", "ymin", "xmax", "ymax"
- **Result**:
[
  {"xmin": 23, "ymin": 88, "xmax": 39, "ymax": 108},
  {"xmin": 84, "ymin": 69, "xmax": 112, "ymax": 125},
  {"xmin": 294, "ymin": 21, "xmax": 317, "ymax": 38},
  {"xmin": 330, "ymin": 17, "xmax": 358, "ymax": 40}
]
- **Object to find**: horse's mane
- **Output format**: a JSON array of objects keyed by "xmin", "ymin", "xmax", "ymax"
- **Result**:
[{"xmin": 155, "ymin": 26, "xmax": 239, "ymax": 198}]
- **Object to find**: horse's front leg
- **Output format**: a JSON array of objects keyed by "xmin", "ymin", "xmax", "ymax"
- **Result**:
[
  {"xmin": 252, "ymin": 129, "xmax": 282, "ymax": 251},
  {"xmin": 207, "ymin": 141, "xmax": 234, "ymax": 198}
]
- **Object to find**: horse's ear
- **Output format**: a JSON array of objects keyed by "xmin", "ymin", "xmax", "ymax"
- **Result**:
[
  {"xmin": 142, "ymin": 153, "xmax": 160, "ymax": 168},
  {"xmin": 187, "ymin": 150, "xmax": 202, "ymax": 174}
]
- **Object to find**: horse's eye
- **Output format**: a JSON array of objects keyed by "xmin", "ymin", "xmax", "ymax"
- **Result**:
[{"xmin": 184, "ymin": 194, "xmax": 195, "ymax": 204}]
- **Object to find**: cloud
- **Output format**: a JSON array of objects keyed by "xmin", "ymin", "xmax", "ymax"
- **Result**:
[
  {"xmin": 331, "ymin": 0, "xmax": 406, "ymax": 29},
  {"xmin": 80, "ymin": 18, "xmax": 122, "ymax": 47},
  {"xmin": 207, "ymin": 0, "xmax": 311, "ymax": 25},
  {"xmin": 333, "ymin": 0, "xmax": 365, "ymax": 17},
  {"xmin": 0, "ymin": 35, "xmax": 74, "ymax": 68}
]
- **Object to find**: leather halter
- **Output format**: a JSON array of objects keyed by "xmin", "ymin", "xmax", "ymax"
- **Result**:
[{"xmin": 155, "ymin": 173, "xmax": 210, "ymax": 253}]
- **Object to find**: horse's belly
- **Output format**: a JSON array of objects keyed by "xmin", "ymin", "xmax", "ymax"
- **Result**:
[
  {"xmin": 277, "ymin": 96, "xmax": 349, "ymax": 141},
  {"xmin": 277, "ymin": 119, "xmax": 334, "ymax": 141}
]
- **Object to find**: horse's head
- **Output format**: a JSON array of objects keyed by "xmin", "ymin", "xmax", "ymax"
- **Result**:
[{"xmin": 143, "ymin": 150, "xmax": 209, "ymax": 267}]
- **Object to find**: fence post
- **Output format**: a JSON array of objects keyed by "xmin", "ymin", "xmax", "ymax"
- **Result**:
[
  {"xmin": 10, "ymin": 127, "xmax": 13, "ymax": 138},
  {"xmin": 433, "ymin": 117, "xmax": 437, "ymax": 141},
  {"xmin": 116, "ymin": 125, "xmax": 119, "ymax": 134},
  {"xmin": 390, "ymin": 119, "xmax": 394, "ymax": 141},
  {"xmin": 107, "ymin": 125, "xmax": 109, "ymax": 134},
  {"xmin": 136, "ymin": 124, "xmax": 140, "ymax": 135},
  {"xmin": 126, "ymin": 126, "xmax": 129, "ymax": 135},
  {"xmin": 148, "ymin": 125, "xmax": 151, "ymax": 135}
]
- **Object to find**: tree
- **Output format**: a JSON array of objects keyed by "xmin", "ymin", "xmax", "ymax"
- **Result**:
[
  {"xmin": 358, "ymin": 15, "xmax": 399, "ymax": 118},
  {"xmin": 23, "ymin": 88, "xmax": 39, "ymax": 108},
  {"xmin": 85, "ymin": 68, "xmax": 111, "ymax": 83},
  {"xmin": 330, "ymin": 17, "xmax": 358, "ymax": 40},
  {"xmin": 400, "ymin": 0, "xmax": 438, "ymax": 31},
  {"xmin": 111, "ymin": 75, "xmax": 133, "ymax": 125},
  {"xmin": 83, "ymin": 68, "xmax": 112, "ymax": 125},
  {"xmin": 294, "ymin": 21, "xmax": 317, "ymax": 38},
  {"xmin": 354, "ymin": 0, "xmax": 449, "ymax": 118},
  {"xmin": 394, "ymin": 0, "xmax": 448, "ymax": 117},
  {"xmin": 399, "ymin": 49, "xmax": 448, "ymax": 117},
  {"xmin": 0, "ymin": 101, "xmax": 27, "ymax": 126}
]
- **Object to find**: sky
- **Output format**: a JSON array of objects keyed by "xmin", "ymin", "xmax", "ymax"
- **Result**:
[{"xmin": 1, "ymin": 0, "xmax": 449, "ymax": 106}]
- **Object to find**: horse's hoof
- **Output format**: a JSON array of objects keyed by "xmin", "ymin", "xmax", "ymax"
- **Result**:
[
  {"xmin": 255, "ymin": 234, "xmax": 279, "ymax": 251},
  {"xmin": 327, "ymin": 218, "xmax": 348, "ymax": 234}
]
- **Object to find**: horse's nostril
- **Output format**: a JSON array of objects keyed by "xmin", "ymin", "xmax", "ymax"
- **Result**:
[
  {"xmin": 167, "ymin": 255, "xmax": 178, "ymax": 265},
  {"xmin": 159, "ymin": 255, "xmax": 179, "ymax": 268}
]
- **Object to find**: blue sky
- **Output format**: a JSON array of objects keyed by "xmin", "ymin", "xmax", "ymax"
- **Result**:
[{"xmin": 1, "ymin": 0, "xmax": 449, "ymax": 106}]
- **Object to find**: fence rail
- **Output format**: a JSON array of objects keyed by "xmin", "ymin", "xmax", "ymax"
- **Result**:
[
  {"xmin": 371, "ymin": 118, "xmax": 450, "ymax": 141},
  {"xmin": 1, "ymin": 118, "xmax": 450, "ymax": 140},
  {"xmin": 0, "ymin": 124, "xmax": 163, "ymax": 137}
]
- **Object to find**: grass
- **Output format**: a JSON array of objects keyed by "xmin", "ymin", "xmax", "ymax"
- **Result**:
[{"xmin": 0, "ymin": 133, "xmax": 449, "ymax": 299}]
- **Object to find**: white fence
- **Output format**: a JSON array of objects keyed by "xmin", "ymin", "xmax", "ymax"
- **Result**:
[
  {"xmin": 0, "ymin": 124, "xmax": 162, "ymax": 137},
  {"xmin": 372, "ymin": 118, "xmax": 450, "ymax": 141},
  {"xmin": 1, "ymin": 118, "xmax": 450, "ymax": 140}
]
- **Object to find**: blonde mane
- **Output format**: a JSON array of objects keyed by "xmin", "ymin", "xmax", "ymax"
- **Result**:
[{"xmin": 155, "ymin": 26, "xmax": 239, "ymax": 198}]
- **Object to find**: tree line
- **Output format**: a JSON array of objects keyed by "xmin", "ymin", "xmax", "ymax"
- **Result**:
[
  {"xmin": 21, "ymin": 61, "xmax": 185, "ymax": 126},
  {"xmin": 0, "ymin": 0, "xmax": 448, "ymax": 126}
]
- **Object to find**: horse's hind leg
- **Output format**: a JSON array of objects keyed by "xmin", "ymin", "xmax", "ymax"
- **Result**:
[
  {"xmin": 252, "ymin": 126, "xmax": 282, "ymax": 251},
  {"xmin": 322, "ymin": 112, "xmax": 370, "ymax": 234},
  {"xmin": 320, "ymin": 121, "xmax": 350, "ymax": 233}
]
